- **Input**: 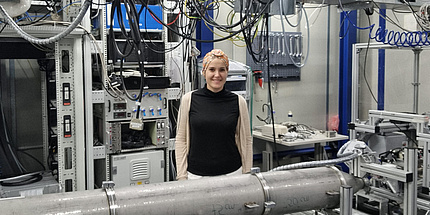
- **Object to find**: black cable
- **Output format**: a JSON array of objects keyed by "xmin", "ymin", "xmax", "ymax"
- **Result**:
[
  {"xmin": 108, "ymin": 0, "xmax": 135, "ymax": 58},
  {"xmin": 119, "ymin": 57, "xmax": 139, "ymax": 101},
  {"xmin": 17, "ymin": 150, "xmax": 46, "ymax": 171},
  {"xmin": 391, "ymin": 121, "xmax": 418, "ymax": 146},
  {"xmin": 108, "ymin": 0, "xmax": 147, "ymax": 118},
  {"xmin": 0, "ymin": 100, "xmax": 23, "ymax": 174},
  {"xmin": 264, "ymin": 13, "xmax": 279, "ymax": 167},
  {"xmin": 0, "ymin": 23, "xmax": 7, "ymax": 34},
  {"xmin": 189, "ymin": 0, "xmax": 253, "ymax": 31},
  {"xmin": 244, "ymin": 17, "xmax": 268, "ymax": 64},
  {"xmin": 363, "ymin": 14, "xmax": 378, "ymax": 104},
  {"xmin": 378, "ymin": 147, "xmax": 402, "ymax": 159},
  {"xmin": 141, "ymin": 7, "xmax": 186, "ymax": 55},
  {"xmin": 91, "ymin": 47, "xmax": 118, "ymax": 98},
  {"xmin": 371, "ymin": 2, "xmax": 409, "ymax": 31},
  {"xmin": 138, "ymin": 0, "xmax": 269, "ymax": 43},
  {"xmin": 125, "ymin": 0, "xmax": 147, "ymax": 117},
  {"xmin": 238, "ymin": 0, "xmax": 268, "ymax": 64},
  {"xmin": 339, "ymin": 11, "xmax": 352, "ymax": 40}
]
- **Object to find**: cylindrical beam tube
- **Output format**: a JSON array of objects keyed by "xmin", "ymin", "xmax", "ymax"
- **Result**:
[
  {"xmin": 0, "ymin": 167, "xmax": 365, "ymax": 215},
  {"xmin": 262, "ymin": 166, "xmax": 364, "ymax": 214},
  {"xmin": 0, "ymin": 188, "xmax": 110, "ymax": 214}
]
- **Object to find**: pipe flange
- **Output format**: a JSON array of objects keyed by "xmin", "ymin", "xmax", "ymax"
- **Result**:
[
  {"xmin": 102, "ymin": 181, "xmax": 118, "ymax": 215},
  {"xmin": 254, "ymin": 172, "xmax": 276, "ymax": 215}
]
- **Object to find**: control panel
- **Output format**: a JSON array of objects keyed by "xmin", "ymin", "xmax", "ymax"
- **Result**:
[
  {"xmin": 154, "ymin": 118, "xmax": 168, "ymax": 146},
  {"xmin": 105, "ymin": 89, "xmax": 168, "ymax": 122}
]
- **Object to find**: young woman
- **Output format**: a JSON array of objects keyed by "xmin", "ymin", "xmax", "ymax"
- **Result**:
[{"xmin": 175, "ymin": 49, "xmax": 253, "ymax": 180}]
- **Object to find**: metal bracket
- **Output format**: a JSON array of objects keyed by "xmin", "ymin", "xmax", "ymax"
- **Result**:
[{"xmin": 244, "ymin": 202, "xmax": 260, "ymax": 209}]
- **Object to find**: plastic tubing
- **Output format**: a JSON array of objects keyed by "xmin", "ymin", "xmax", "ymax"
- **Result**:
[
  {"xmin": 0, "ymin": 0, "xmax": 91, "ymax": 45},
  {"xmin": 270, "ymin": 150, "xmax": 361, "ymax": 171}
]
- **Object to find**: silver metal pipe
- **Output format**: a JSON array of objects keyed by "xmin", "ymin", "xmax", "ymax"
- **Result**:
[
  {"xmin": 412, "ymin": 48, "xmax": 422, "ymax": 114},
  {"xmin": 405, "ymin": 147, "xmax": 418, "ymax": 215},
  {"xmin": 350, "ymin": 44, "xmax": 360, "ymax": 140},
  {"xmin": 340, "ymin": 185, "xmax": 353, "ymax": 215},
  {"xmin": 0, "ymin": 167, "xmax": 365, "ymax": 215}
]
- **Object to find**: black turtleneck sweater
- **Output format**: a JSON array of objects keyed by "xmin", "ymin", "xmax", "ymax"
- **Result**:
[{"xmin": 187, "ymin": 86, "xmax": 242, "ymax": 176}]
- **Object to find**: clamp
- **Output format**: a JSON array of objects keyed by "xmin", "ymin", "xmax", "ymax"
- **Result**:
[
  {"xmin": 102, "ymin": 181, "xmax": 119, "ymax": 215},
  {"xmin": 251, "ymin": 167, "xmax": 276, "ymax": 214}
]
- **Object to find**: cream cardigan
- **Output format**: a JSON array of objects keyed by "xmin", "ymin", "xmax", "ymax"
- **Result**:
[{"xmin": 175, "ymin": 91, "xmax": 253, "ymax": 180}]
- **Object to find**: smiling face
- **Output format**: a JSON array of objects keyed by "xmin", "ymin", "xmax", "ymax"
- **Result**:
[{"xmin": 203, "ymin": 58, "xmax": 228, "ymax": 93}]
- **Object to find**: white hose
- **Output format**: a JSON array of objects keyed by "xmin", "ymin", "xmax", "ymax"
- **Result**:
[
  {"xmin": 271, "ymin": 150, "xmax": 361, "ymax": 171},
  {"xmin": 0, "ymin": 0, "xmax": 91, "ymax": 45}
]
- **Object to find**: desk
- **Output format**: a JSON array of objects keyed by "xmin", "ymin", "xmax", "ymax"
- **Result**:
[{"xmin": 253, "ymin": 131, "xmax": 349, "ymax": 171}]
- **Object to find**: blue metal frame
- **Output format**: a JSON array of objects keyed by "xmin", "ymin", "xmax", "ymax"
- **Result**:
[
  {"xmin": 338, "ymin": 11, "xmax": 357, "ymax": 136},
  {"xmin": 378, "ymin": 9, "xmax": 386, "ymax": 110},
  {"xmin": 338, "ymin": 11, "xmax": 357, "ymax": 172},
  {"xmin": 196, "ymin": 4, "xmax": 214, "ymax": 58}
]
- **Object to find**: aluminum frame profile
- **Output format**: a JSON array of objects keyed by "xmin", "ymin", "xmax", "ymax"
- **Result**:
[
  {"xmin": 360, "ymin": 163, "xmax": 413, "ymax": 183},
  {"xmin": 404, "ymin": 147, "xmax": 418, "ymax": 215},
  {"xmin": 354, "ymin": 122, "xmax": 411, "ymax": 134},
  {"xmin": 420, "ymin": 138, "xmax": 430, "ymax": 192},
  {"xmin": 417, "ymin": 197, "xmax": 430, "ymax": 211},
  {"xmin": 368, "ymin": 110, "xmax": 429, "ymax": 125},
  {"xmin": 371, "ymin": 187, "xmax": 403, "ymax": 203},
  {"xmin": 356, "ymin": 190, "xmax": 389, "ymax": 215}
]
